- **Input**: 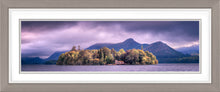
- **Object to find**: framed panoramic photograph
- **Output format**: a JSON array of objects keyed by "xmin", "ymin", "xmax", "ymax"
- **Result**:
[
  {"xmin": 20, "ymin": 20, "xmax": 200, "ymax": 72},
  {"xmin": 1, "ymin": 0, "xmax": 220, "ymax": 92},
  {"xmin": 9, "ymin": 9, "xmax": 211, "ymax": 83}
]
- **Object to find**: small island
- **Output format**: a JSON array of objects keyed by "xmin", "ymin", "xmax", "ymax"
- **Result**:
[{"xmin": 56, "ymin": 46, "xmax": 158, "ymax": 65}]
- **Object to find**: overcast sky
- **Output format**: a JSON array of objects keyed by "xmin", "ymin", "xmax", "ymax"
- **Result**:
[{"xmin": 21, "ymin": 21, "xmax": 199, "ymax": 58}]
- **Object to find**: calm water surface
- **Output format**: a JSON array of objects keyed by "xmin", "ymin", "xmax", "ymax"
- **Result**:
[{"xmin": 21, "ymin": 63, "xmax": 199, "ymax": 72}]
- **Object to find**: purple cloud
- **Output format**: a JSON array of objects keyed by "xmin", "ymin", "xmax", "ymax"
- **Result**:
[{"xmin": 21, "ymin": 21, "xmax": 199, "ymax": 58}]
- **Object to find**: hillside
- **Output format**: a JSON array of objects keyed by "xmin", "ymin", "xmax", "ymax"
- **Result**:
[
  {"xmin": 87, "ymin": 38, "xmax": 149, "ymax": 51},
  {"xmin": 21, "ymin": 57, "xmax": 45, "ymax": 64},
  {"xmin": 87, "ymin": 38, "xmax": 185, "ymax": 58},
  {"xmin": 176, "ymin": 45, "xmax": 199, "ymax": 55},
  {"xmin": 145, "ymin": 41, "xmax": 185, "ymax": 58},
  {"xmin": 45, "ymin": 51, "xmax": 68, "ymax": 61}
]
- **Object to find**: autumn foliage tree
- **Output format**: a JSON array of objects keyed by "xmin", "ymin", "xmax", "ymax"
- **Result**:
[{"xmin": 56, "ymin": 46, "xmax": 158, "ymax": 65}]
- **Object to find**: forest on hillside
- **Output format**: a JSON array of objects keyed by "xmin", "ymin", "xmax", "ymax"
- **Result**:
[{"xmin": 56, "ymin": 46, "xmax": 158, "ymax": 65}]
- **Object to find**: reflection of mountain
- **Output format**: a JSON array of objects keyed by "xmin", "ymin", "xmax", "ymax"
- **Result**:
[
  {"xmin": 176, "ymin": 45, "xmax": 199, "ymax": 55},
  {"xmin": 21, "ymin": 38, "xmax": 199, "ymax": 64}
]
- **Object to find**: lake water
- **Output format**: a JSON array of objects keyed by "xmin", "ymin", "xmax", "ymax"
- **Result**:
[{"xmin": 21, "ymin": 63, "xmax": 199, "ymax": 72}]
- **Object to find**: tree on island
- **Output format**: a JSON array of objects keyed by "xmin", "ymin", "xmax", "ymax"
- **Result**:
[
  {"xmin": 78, "ymin": 45, "xmax": 80, "ymax": 51},
  {"xmin": 71, "ymin": 46, "xmax": 77, "ymax": 51},
  {"xmin": 56, "ymin": 46, "xmax": 158, "ymax": 65}
]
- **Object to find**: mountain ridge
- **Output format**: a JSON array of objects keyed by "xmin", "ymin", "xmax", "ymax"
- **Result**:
[
  {"xmin": 145, "ymin": 41, "xmax": 185, "ymax": 58},
  {"xmin": 21, "ymin": 38, "xmax": 198, "ymax": 64},
  {"xmin": 176, "ymin": 45, "xmax": 199, "ymax": 55},
  {"xmin": 87, "ymin": 38, "xmax": 147, "ymax": 51},
  {"xmin": 87, "ymin": 38, "xmax": 185, "ymax": 58}
]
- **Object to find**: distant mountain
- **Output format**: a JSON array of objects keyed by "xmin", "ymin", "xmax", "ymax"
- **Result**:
[
  {"xmin": 87, "ymin": 38, "xmax": 149, "ymax": 51},
  {"xmin": 145, "ymin": 41, "xmax": 185, "ymax": 58},
  {"xmin": 21, "ymin": 57, "xmax": 45, "ymax": 64},
  {"xmin": 45, "ymin": 51, "xmax": 68, "ymax": 61},
  {"xmin": 21, "ymin": 51, "xmax": 67, "ymax": 64},
  {"xmin": 43, "ymin": 38, "xmax": 198, "ymax": 64},
  {"xmin": 87, "ymin": 38, "xmax": 185, "ymax": 58},
  {"xmin": 176, "ymin": 45, "xmax": 199, "ymax": 55}
]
